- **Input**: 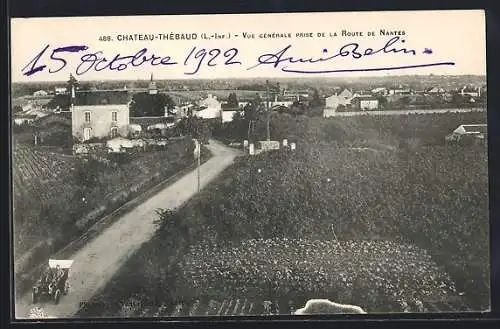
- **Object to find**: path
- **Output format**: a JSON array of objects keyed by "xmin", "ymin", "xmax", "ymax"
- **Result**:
[{"xmin": 15, "ymin": 140, "xmax": 243, "ymax": 319}]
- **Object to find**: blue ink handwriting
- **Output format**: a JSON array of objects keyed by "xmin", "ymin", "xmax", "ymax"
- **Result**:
[{"xmin": 247, "ymin": 37, "xmax": 454, "ymax": 73}]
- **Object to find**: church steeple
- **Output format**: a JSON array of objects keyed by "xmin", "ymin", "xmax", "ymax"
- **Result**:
[{"xmin": 148, "ymin": 73, "xmax": 158, "ymax": 95}]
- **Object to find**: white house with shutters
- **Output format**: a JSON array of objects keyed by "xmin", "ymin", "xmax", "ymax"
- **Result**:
[{"xmin": 71, "ymin": 89, "xmax": 131, "ymax": 141}]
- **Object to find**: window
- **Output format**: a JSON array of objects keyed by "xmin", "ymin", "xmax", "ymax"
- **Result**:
[
  {"xmin": 110, "ymin": 127, "xmax": 118, "ymax": 138},
  {"xmin": 84, "ymin": 111, "xmax": 91, "ymax": 122},
  {"xmin": 83, "ymin": 128, "xmax": 92, "ymax": 141},
  {"xmin": 111, "ymin": 111, "xmax": 118, "ymax": 122}
]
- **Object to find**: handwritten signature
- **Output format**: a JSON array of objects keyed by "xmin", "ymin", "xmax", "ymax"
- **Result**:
[
  {"xmin": 247, "ymin": 37, "xmax": 455, "ymax": 73},
  {"xmin": 22, "ymin": 37, "xmax": 454, "ymax": 77}
]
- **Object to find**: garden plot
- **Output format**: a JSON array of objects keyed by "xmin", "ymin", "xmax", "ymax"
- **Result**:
[{"xmin": 180, "ymin": 238, "xmax": 458, "ymax": 308}]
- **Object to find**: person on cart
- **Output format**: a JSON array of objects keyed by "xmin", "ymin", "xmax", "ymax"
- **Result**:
[{"xmin": 54, "ymin": 264, "xmax": 65, "ymax": 282}]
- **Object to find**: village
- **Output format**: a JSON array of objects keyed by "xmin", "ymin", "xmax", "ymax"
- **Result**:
[
  {"xmin": 12, "ymin": 74, "xmax": 487, "ymax": 155},
  {"xmin": 12, "ymin": 74, "xmax": 489, "ymax": 318}
]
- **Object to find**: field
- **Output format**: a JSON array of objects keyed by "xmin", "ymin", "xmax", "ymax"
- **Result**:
[
  {"xmin": 78, "ymin": 110, "xmax": 489, "ymax": 316},
  {"xmin": 12, "ymin": 137, "xmax": 199, "ymax": 267}
]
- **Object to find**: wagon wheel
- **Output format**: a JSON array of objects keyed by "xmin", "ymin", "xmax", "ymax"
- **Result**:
[{"xmin": 54, "ymin": 289, "xmax": 61, "ymax": 304}]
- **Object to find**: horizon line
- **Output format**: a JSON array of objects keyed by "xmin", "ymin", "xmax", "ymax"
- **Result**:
[{"xmin": 11, "ymin": 73, "xmax": 487, "ymax": 85}]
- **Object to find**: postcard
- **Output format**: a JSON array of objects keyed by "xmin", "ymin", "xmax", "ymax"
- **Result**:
[{"xmin": 10, "ymin": 10, "xmax": 488, "ymax": 319}]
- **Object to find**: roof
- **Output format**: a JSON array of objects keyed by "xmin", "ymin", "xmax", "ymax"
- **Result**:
[
  {"xmin": 14, "ymin": 113, "xmax": 37, "ymax": 119},
  {"xmin": 130, "ymin": 117, "xmax": 175, "ymax": 127},
  {"xmin": 221, "ymin": 103, "xmax": 239, "ymax": 111},
  {"xmin": 73, "ymin": 90, "xmax": 130, "ymax": 106},
  {"xmin": 461, "ymin": 124, "xmax": 487, "ymax": 133},
  {"xmin": 352, "ymin": 96, "xmax": 378, "ymax": 102}
]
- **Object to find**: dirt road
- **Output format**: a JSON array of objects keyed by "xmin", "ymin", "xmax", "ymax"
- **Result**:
[{"xmin": 15, "ymin": 140, "xmax": 243, "ymax": 319}]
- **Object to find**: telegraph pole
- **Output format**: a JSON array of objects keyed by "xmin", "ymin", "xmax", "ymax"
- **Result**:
[
  {"xmin": 197, "ymin": 142, "xmax": 201, "ymax": 192},
  {"xmin": 194, "ymin": 138, "xmax": 201, "ymax": 192},
  {"xmin": 266, "ymin": 80, "xmax": 270, "ymax": 141}
]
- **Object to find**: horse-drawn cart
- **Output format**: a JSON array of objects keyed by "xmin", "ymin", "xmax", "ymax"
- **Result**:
[{"xmin": 32, "ymin": 259, "xmax": 73, "ymax": 304}]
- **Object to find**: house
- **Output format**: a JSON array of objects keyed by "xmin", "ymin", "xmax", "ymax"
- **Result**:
[
  {"xmin": 221, "ymin": 103, "xmax": 241, "ymax": 123},
  {"xmin": 271, "ymin": 104, "xmax": 290, "ymax": 113},
  {"xmin": 442, "ymin": 92, "xmax": 454, "ymax": 102},
  {"xmin": 130, "ymin": 116, "xmax": 176, "ymax": 131},
  {"xmin": 194, "ymin": 94, "xmax": 221, "ymax": 119},
  {"xmin": 352, "ymin": 90, "xmax": 372, "ymax": 98},
  {"xmin": 388, "ymin": 88, "xmax": 412, "ymax": 95},
  {"xmin": 174, "ymin": 103, "xmax": 194, "ymax": 118},
  {"xmin": 71, "ymin": 89, "xmax": 131, "ymax": 141},
  {"xmin": 351, "ymin": 96, "xmax": 379, "ymax": 111},
  {"xmin": 325, "ymin": 89, "xmax": 353, "ymax": 109},
  {"xmin": 33, "ymin": 90, "xmax": 48, "ymax": 97},
  {"xmin": 460, "ymin": 86, "xmax": 481, "ymax": 98},
  {"xmin": 54, "ymin": 87, "xmax": 67, "ymax": 95},
  {"xmin": 13, "ymin": 113, "xmax": 37, "ymax": 125},
  {"xmin": 238, "ymin": 100, "xmax": 251, "ymax": 108},
  {"xmin": 445, "ymin": 124, "xmax": 487, "ymax": 142},
  {"xmin": 284, "ymin": 90, "xmax": 309, "ymax": 98},
  {"xmin": 426, "ymin": 87, "xmax": 446, "ymax": 94},
  {"xmin": 371, "ymin": 87, "xmax": 387, "ymax": 96},
  {"xmin": 268, "ymin": 95, "xmax": 296, "ymax": 108}
]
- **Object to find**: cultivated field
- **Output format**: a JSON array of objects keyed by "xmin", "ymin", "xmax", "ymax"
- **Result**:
[
  {"xmin": 13, "ymin": 138, "xmax": 198, "ymax": 277},
  {"xmin": 79, "ymin": 111, "xmax": 489, "ymax": 316}
]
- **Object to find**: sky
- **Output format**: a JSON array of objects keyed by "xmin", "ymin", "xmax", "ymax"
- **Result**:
[{"xmin": 10, "ymin": 10, "xmax": 486, "ymax": 82}]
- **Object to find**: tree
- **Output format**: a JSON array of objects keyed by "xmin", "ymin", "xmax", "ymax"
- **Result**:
[
  {"xmin": 243, "ymin": 94, "xmax": 263, "ymax": 141},
  {"xmin": 176, "ymin": 116, "xmax": 211, "ymax": 143},
  {"xmin": 307, "ymin": 89, "xmax": 325, "ymax": 116},
  {"xmin": 130, "ymin": 92, "xmax": 176, "ymax": 117},
  {"xmin": 67, "ymin": 74, "xmax": 78, "ymax": 94},
  {"xmin": 13, "ymin": 105, "xmax": 23, "ymax": 113},
  {"xmin": 290, "ymin": 101, "xmax": 306, "ymax": 116},
  {"xmin": 309, "ymin": 89, "xmax": 324, "ymax": 108},
  {"xmin": 227, "ymin": 92, "xmax": 239, "ymax": 107},
  {"xmin": 376, "ymin": 96, "xmax": 388, "ymax": 110}
]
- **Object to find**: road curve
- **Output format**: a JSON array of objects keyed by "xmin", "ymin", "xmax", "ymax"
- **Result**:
[{"xmin": 15, "ymin": 140, "xmax": 243, "ymax": 319}]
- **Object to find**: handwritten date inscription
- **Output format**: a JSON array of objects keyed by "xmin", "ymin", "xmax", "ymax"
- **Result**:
[{"xmin": 22, "ymin": 37, "xmax": 454, "ymax": 77}]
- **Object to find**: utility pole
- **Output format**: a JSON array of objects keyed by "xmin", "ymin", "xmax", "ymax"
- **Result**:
[
  {"xmin": 197, "ymin": 146, "xmax": 201, "ymax": 192},
  {"xmin": 266, "ymin": 80, "xmax": 270, "ymax": 141},
  {"xmin": 194, "ymin": 138, "xmax": 201, "ymax": 192}
]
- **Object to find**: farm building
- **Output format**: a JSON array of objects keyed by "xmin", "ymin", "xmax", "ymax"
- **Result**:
[
  {"xmin": 238, "ymin": 99, "xmax": 252, "ymax": 108},
  {"xmin": 268, "ymin": 95, "xmax": 297, "ymax": 108},
  {"xmin": 130, "ymin": 116, "xmax": 176, "ymax": 132},
  {"xmin": 72, "ymin": 90, "xmax": 131, "ymax": 141},
  {"xmin": 426, "ymin": 87, "xmax": 446, "ymax": 94},
  {"xmin": 33, "ymin": 90, "xmax": 49, "ymax": 97},
  {"xmin": 323, "ymin": 89, "xmax": 354, "ymax": 117},
  {"xmin": 221, "ymin": 104, "xmax": 241, "ymax": 123},
  {"xmin": 445, "ymin": 124, "xmax": 487, "ymax": 142},
  {"xmin": 371, "ymin": 87, "xmax": 388, "ymax": 96},
  {"xmin": 325, "ymin": 89, "xmax": 353, "ymax": 109},
  {"xmin": 13, "ymin": 114, "xmax": 37, "ymax": 125},
  {"xmin": 351, "ymin": 96, "xmax": 379, "ymax": 111},
  {"xmin": 54, "ymin": 87, "xmax": 67, "ymax": 95},
  {"xmin": 194, "ymin": 94, "xmax": 222, "ymax": 119},
  {"xmin": 460, "ymin": 86, "xmax": 481, "ymax": 98}
]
